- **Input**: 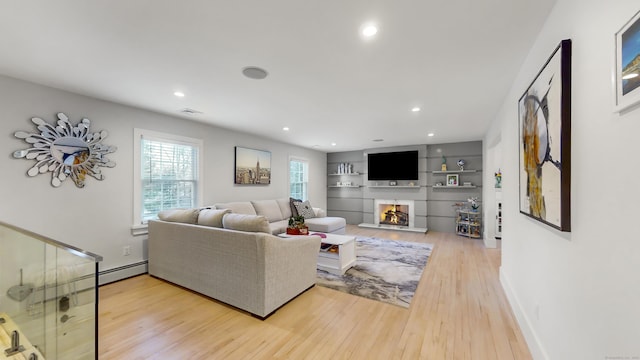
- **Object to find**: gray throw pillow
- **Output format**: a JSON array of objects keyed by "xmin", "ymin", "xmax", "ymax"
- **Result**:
[
  {"xmin": 290, "ymin": 197, "xmax": 302, "ymax": 217},
  {"xmin": 294, "ymin": 200, "xmax": 316, "ymax": 219}
]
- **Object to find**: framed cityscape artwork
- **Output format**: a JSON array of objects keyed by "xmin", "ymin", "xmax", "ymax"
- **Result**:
[
  {"xmin": 614, "ymin": 10, "xmax": 640, "ymax": 112},
  {"xmin": 518, "ymin": 39, "xmax": 572, "ymax": 232},
  {"xmin": 234, "ymin": 146, "xmax": 271, "ymax": 185}
]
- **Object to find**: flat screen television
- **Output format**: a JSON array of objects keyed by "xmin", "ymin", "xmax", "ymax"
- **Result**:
[{"xmin": 367, "ymin": 150, "xmax": 419, "ymax": 181}]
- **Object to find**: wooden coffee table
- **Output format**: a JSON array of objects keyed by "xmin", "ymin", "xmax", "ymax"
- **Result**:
[{"xmin": 278, "ymin": 232, "xmax": 356, "ymax": 275}]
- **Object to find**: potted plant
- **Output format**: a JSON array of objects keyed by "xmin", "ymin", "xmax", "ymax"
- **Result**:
[{"xmin": 286, "ymin": 215, "xmax": 308, "ymax": 235}]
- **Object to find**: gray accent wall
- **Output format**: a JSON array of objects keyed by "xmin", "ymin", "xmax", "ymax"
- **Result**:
[
  {"xmin": 327, "ymin": 142, "xmax": 482, "ymax": 233},
  {"xmin": 426, "ymin": 141, "xmax": 483, "ymax": 232}
]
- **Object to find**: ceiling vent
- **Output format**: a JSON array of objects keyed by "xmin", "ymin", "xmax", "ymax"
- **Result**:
[
  {"xmin": 179, "ymin": 108, "xmax": 203, "ymax": 115},
  {"xmin": 242, "ymin": 66, "xmax": 268, "ymax": 80}
]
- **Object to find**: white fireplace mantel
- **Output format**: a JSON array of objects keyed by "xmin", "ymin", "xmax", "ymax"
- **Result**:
[{"xmin": 359, "ymin": 199, "xmax": 428, "ymax": 233}]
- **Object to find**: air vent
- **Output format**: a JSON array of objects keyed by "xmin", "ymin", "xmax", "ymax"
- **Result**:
[
  {"xmin": 242, "ymin": 66, "xmax": 268, "ymax": 80},
  {"xmin": 179, "ymin": 108, "xmax": 203, "ymax": 115}
]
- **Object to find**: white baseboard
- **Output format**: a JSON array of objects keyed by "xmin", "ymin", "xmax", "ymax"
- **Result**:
[
  {"xmin": 99, "ymin": 261, "xmax": 147, "ymax": 285},
  {"xmin": 499, "ymin": 266, "xmax": 548, "ymax": 360}
]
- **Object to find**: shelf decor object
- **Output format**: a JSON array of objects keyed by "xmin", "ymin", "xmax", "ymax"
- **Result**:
[
  {"xmin": 12, "ymin": 113, "xmax": 117, "ymax": 188},
  {"xmin": 446, "ymin": 174, "xmax": 459, "ymax": 186},
  {"xmin": 614, "ymin": 9, "xmax": 640, "ymax": 113},
  {"xmin": 518, "ymin": 39, "xmax": 571, "ymax": 232}
]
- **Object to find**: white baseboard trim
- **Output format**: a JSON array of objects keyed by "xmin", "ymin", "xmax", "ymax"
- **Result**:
[
  {"xmin": 499, "ymin": 266, "xmax": 548, "ymax": 360},
  {"xmin": 99, "ymin": 261, "xmax": 148, "ymax": 285}
]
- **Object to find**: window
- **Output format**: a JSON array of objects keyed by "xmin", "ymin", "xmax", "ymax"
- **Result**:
[
  {"xmin": 289, "ymin": 157, "xmax": 309, "ymax": 200},
  {"xmin": 132, "ymin": 129, "xmax": 203, "ymax": 233}
]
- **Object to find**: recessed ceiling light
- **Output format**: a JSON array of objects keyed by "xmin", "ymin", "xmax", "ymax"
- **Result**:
[
  {"xmin": 242, "ymin": 66, "xmax": 268, "ymax": 80},
  {"xmin": 622, "ymin": 73, "xmax": 639, "ymax": 80},
  {"xmin": 428, "ymin": 133, "xmax": 435, "ymax": 137},
  {"xmin": 412, "ymin": 107, "xmax": 421, "ymax": 112},
  {"xmin": 362, "ymin": 25, "xmax": 378, "ymax": 37},
  {"xmin": 331, "ymin": 142, "xmax": 337, "ymax": 146},
  {"xmin": 174, "ymin": 91, "xmax": 185, "ymax": 97},
  {"xmin": 283, "ymin": 127, "xmax": 290, "ymax": 131}
]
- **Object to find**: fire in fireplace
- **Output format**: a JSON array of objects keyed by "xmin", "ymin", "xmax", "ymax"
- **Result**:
[{"xmin": 379, "ymin": 204, "xmax": 410, "ymax": 227}]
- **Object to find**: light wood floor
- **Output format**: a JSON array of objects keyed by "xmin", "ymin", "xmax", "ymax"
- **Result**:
[{"xmin": 98, "ymin": 225, "xmax": 531, "ymax": 359}]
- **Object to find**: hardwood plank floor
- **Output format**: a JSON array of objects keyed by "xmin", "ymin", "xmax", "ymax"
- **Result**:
[{"xmin": 98, "ymin": 225, "xmax": 530, "ymax": 359}]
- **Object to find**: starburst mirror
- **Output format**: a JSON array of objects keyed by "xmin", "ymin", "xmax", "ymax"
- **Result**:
[{"xmin": 13, "ymin": 113, "xmax": 117, "ymax": 188}]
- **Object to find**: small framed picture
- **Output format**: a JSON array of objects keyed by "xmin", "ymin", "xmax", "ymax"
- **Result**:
[
  {"xmin": 614, "ymin": 10, "xmax": 640, "ymax": 112},
  {"xmin": 446, "ymin": 174, "xmax": 459, "ymax": 186}
]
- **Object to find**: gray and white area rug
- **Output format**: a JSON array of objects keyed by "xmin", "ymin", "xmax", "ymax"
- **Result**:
[{"xmin": 316, "ymin": 236, "xmax": 433, "ymax": 308}]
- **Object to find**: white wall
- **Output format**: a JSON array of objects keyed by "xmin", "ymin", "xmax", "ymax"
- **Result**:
[
  {"xmin": 486, "ymin": 0, "xmax": 640, "ymax": 358},
  {"xmin": 0, "ymin": 75, "xmax": 326, "ymax": 282}
]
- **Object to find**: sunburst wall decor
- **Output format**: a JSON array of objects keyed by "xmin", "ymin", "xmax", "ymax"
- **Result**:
[{"xmin": 13, "ymin": 113, "xmax": 117, "ymax": 188}]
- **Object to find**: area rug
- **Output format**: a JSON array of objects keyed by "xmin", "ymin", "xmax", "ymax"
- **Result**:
[{"xmin": 316, "ymin": 236, "xmax": 433, "ymax": 308}]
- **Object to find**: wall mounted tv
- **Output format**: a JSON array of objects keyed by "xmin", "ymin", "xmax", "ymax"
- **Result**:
[{"xmin": 367, "ymin": 150, "xmax": 419, "ymax": 181}]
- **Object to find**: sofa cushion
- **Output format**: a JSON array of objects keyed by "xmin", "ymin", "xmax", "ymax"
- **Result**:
[
  {"xmin": 269, "ymin": 219, "xmax": 289, "ymax": 235},
  {"xmin": 222, "ymin": 213, "xmax": 271, "ymax": 233},
  {"xmin": 276, "ymin": 198, "xmax": 292, "ymax": 219},
  {"xmin": 305, "ymin": 217, "xmax": 346, "ymax": 233},
  {"xmin": 157, "ymin": 208, "xmax": 200, "ymax": 224},
  {"xmin": 198, "ymin": 209, "xmax": 231, "ymax": 228},
  {"xmin": 294, "ymin": 200, "xmax": 316, "ymax": 219},
  {"xmin": 214, "ymin": 202, "xmax": 257, "ymax": 215},
  {"xmin": 251, "ymin": 200, "xmax": 284, "ymax": 222}
]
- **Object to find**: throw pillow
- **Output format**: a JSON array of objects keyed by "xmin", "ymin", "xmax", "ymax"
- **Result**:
[
  {"xmin": 197, "ymin": 209, "xmax": 230, "ymax": 228},
  {"xmin": 289, "ymin": 197, "xmax": 302, "ymax": 217},
  {"xmin": 222, "ymin": 213, "xmax": 271, "ymax": 233},
  {"xmin": 294, "ymin": 200, "xmax": 316, "ymax": 219},
  {"xmin": 157, "ymin": 208, "xmax": 200, "ymax": 224}
]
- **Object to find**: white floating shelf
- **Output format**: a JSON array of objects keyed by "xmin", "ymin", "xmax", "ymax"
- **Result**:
[
  {"xmin": 328, "ymin": 173, "xmax": 361, "ymax": 176},
  {"xmin": 433, "ymin": 185, "xmax": 477, "ymax": 189},
  {"xmin": 432, "ymin": 170, "xmax": 477, "ymax": 174},
  {"xmin": 367, "ymin": 185, "xmax": 421, "ymax": 188}
]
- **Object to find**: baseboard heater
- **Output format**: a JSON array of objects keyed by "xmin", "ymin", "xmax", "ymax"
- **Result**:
[{"xmin": 99, "ymin": 261, "xmax": 148, "ymax": 285}]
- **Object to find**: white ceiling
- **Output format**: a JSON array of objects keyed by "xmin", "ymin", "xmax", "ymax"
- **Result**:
[{"xmin": 0, "ymin": 0, "xmax": 556, "ymax": 152}]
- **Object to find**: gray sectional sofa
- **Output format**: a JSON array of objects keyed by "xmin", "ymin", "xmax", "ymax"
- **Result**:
[{"xmin": 148, "ymin": 198, "xmax": 346, "ymax": 318}]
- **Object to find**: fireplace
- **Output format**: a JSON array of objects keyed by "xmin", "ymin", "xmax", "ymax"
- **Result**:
[
  {"xmin": 379, "ymin": 204, "xmax": 409, "ymax": 226},
  {"xmin": 374, "ymin": 199, "xmax": 415, "ymax": 228}
]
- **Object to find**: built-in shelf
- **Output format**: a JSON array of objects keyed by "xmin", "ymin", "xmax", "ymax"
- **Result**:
[
  {"xmin": 432, "ymin": 170, "xmax": 477, "ymax": 174},
  {"xmin": 328, "ymin": 173, "xmax": 361, "ymax": 176},
  {"xmin": 368, "ymin": 185, "xmax": 421, "ymax": 189},
  {"xmin": 433, "ymin": 185, "xmax": 477, "ymax": 189},
  {"xmin": 328, "ymin": 185, "xmax": 362, "ymax": 188}
]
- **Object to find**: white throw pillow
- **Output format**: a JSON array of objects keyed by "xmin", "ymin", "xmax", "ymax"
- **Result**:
[{"xmin": 294, "ymin": 200, "xmax": 316, "ymax": 219}]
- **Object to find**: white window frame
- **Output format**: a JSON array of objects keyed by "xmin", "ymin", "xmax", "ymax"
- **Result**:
[
  {"xmin": 132, "ymin": 128, "xmax": 204, "ymax": 235},
  {"xmin": 289, "ymin": 156, "xmax": 309, "ymax": 201}
]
